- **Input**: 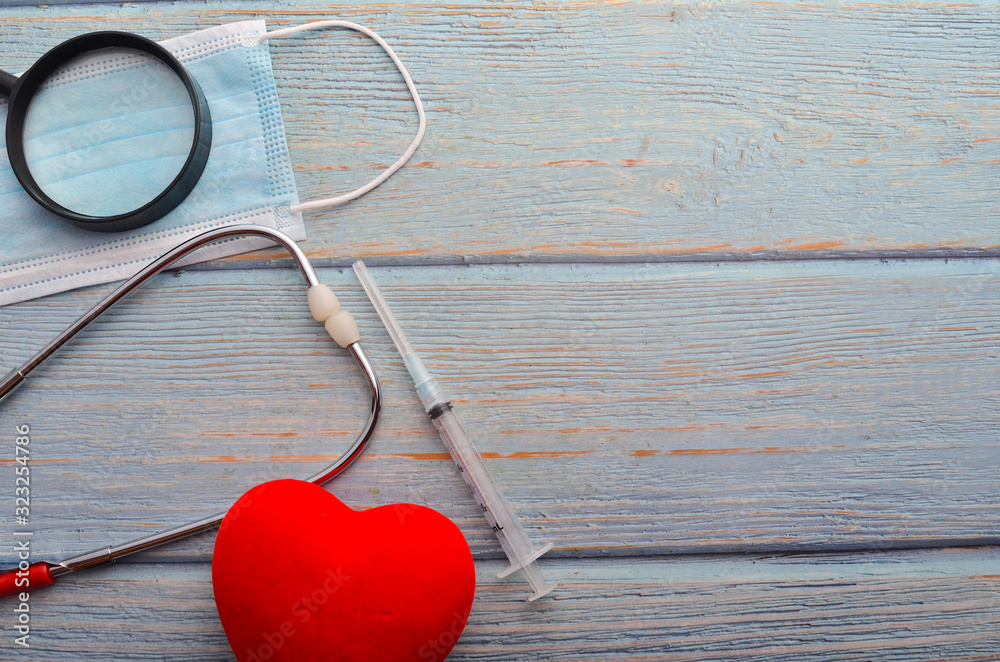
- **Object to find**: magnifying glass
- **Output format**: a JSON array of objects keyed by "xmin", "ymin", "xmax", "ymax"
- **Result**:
[{"xmin": 0, "ymin": 32, "xmax": 212, "ymax": 232}]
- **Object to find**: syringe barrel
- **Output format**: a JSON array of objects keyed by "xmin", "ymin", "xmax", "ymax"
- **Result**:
[
  {"xmin": 428, "ymin": 403, "xmax": 542, "ymax": 566},
  {"xmin": 351, "ymin": 260, "xmax": 554, "ymax": 599}
]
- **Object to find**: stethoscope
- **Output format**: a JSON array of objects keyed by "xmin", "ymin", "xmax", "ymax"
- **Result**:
[
  {"xmin": 0, "ymin": 19, "xmax": 423, "ymax": 594},
  {"xmin": 0, "ymin": 225, "xmax": 381, "ymax": 595}
]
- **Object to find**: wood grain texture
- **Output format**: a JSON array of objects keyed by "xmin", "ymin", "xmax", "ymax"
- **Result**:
[
  {"xmin": 11, "ymin": 548, "xmax": 1000, "ymax": 661},
  {"xmin": 0, "ymin": 1, "xmax": 998, "ymax": 262},
  {"xmin": 0, "ymin": 1, "xmax": 998, "ymax": 659},
  {"xmin": 1, "ymin": 261, "xmax": 997, "ymax": 565}
]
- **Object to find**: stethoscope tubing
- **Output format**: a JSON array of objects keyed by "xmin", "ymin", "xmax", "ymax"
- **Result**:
[{"xmin": 0, "ymin": 225, "xmax": 381, "ymax": 585}]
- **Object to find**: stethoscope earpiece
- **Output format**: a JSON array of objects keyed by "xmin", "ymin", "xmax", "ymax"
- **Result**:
[{"xmin": 0, "ymin": 226, "xmax": 380, "ymax": 595}]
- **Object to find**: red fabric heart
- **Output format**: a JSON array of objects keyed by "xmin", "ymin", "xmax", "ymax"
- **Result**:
[{"xmin": 212, "ymin": 479, "xmax": 476, "ymax": 662}]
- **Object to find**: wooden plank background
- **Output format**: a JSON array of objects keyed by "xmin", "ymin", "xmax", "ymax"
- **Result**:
[
  {"xmin": 14, "ymin": 550, "xmax": 1000, "ymax": 661},
  {"xmin": 0, "ymin": 0, "xmax": 998, "ymax": 660}
]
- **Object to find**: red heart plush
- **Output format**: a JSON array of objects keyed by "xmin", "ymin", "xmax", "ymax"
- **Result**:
[{"xmin": 212, "ymin": 479, "xmax": 476, "ymax": 662}]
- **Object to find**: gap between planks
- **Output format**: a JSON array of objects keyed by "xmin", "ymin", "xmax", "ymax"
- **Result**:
[{"xmin": 186, "ymin": 249, "xmax": 1000, "ymax": 271}]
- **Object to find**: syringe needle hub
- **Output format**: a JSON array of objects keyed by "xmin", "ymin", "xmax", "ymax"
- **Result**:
[{"xmin": 353, "ymin": 261, "xmax": 557, "ymax": 602}]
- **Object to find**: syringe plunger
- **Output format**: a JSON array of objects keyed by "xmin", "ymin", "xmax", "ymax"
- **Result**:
[
  {"xmin": 352, "ymin": 260, "xmax": 557, "ymax": 602},
  {"xmin": 429, "ymin": 404, "xmax": 556, "ymax": 601}
]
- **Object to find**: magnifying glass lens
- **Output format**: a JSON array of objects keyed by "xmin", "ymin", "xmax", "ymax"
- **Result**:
[{"xmin": 21, "ymin": 47, "xmax": 195, "ymax": 219}]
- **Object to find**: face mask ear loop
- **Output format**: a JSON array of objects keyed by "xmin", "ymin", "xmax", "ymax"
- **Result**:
[{"xmin": 259, "ymin": 20, "xmax": 426, "ymax": 215}]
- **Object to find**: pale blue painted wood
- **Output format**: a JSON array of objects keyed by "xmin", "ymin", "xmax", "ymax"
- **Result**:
[
  {"xmin": 11, "ymin": 549, "xmax": 1000, "ymax": 660},
  {"xmin": 0, "ymin": 2, "xmax": 998, "ymax": 261},
  {"xmin": 0, "ymin": 1, "xmax": 998, "ymax": 660},
  {"xmin": 0, "ymin": 261, "xmax": 997, "ymax": 567}
]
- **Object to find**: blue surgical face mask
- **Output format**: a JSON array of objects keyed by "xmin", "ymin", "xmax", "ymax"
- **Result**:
[{"xmin": 0, "ymin": 19, "xmax": 424, "ymax": 306}]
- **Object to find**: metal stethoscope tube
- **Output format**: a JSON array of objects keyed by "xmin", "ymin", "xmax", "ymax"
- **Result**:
[{"xmin": 0, "ymin": 224, "xmax": 381, "ymax": 581}]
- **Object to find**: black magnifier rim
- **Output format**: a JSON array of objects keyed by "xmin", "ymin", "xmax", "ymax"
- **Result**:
[{"xmin": 4, "ymin": 31, "xmax": 211, "ymax": 233}]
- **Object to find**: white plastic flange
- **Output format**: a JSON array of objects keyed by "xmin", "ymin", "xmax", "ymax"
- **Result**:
[
  {"xmin": 307, "ymin": 284, "xmax": 341, "ymax": 322},
  {"xmin": 325, "ymin": 310, "xmax": 360, "ymax": 348}
]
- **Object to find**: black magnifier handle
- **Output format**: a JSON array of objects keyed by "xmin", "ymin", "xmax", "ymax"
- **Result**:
[
  {"xmin": 0, "ymin": 70, "xmax": 18, "ymax": 97},
  {"xmin": 0, "ymin": 32, "xmax": 212, "ymax": 232}
]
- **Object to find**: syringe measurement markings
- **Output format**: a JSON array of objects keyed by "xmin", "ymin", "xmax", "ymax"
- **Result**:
[{"xmin": 456, "ymin": 464, "xmax": 505, "ymax": 531}]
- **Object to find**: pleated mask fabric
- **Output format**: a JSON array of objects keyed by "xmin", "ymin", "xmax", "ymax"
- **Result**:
[{"xmin": 0, "ymin": 18, "xmax": 423, "ymax": 307}]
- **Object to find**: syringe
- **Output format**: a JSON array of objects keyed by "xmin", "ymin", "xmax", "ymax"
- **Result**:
[{"xmin": 353, "ymin": 260, "xmax": 557, "ymax": 601}]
